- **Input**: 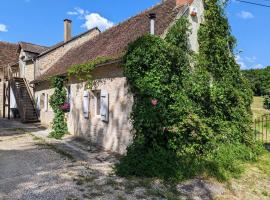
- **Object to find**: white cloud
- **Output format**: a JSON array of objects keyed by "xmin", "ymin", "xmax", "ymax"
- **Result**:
[
  {"xmin": 0, "ymin": 24, "xmax": 8, "ymax": 32},
  {"xmin": 237, "ymin": 11, "xmax": 254, "ymax": 19},
  {"xmin": 82, "ymin": 13, "xmax": 113, "ymax": 31},
  {"xmin": 236, "ymin": 55, "xmax": 247, "ymax": 69},
  {"xmin": 67, "ymin": 11, "xmax": 78, "ymax": 16},
  {"xmin": 252, "ymin": 64, "xmax": 264, "ymax": 69},
  {"xmin": 245, "ymin": 56, "xmax": 256, "ymax": 63},
  {"xmin": 236, "ymin": 55, "xmax": 265, "ymax": 69},
  {"xmin": 67, "ymin": 7, "xmax": 113, "ymax": 31}
]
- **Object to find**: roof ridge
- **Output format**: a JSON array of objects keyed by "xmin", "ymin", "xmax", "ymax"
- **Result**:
[
  {"xmin": 94, "ymin": 1, "xmax": 166, "ymax": 36},
  {"xmin": 37, "ymin": 27, "xmax": 100, "ymax": 58},
  {"xmin": 0, "ymin": 41, "xmax": 18, "ymax": 46},
  {"xmin": 19, "ymin": 41, "xmax": 48, "ymax": 48}
]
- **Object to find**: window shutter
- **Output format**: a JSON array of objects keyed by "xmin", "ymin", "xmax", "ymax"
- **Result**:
[
  {"xmin": 36, "ymin": 96, "xmax": 40, "ymax": 110},
  {"xmin": 83, "ymin": 90, "xmax": 89, "ymax": 119},
  {"xmin": 44, "ymin": 94, "xmax": 48, "ymax": 112},
  {"xmin": 100, "ymin": 90, "xmax": 109, "ymax": 122}
]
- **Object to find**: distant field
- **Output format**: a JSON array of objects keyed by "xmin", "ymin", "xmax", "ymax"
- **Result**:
[
  {"xmin": 251, "ymin": 96, "xmax": 270, "ymax": 120},
  {"xmin": 252, "ymin": 96, "xmax": 270, "ymax": 143}
]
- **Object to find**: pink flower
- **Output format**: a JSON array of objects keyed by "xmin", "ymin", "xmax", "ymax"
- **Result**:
[
  {"xmin": 151, "ymin": 99, "xmax": 158, "ymax": 107},
  {"xmin": 60, "ymin": 102, "xmax": 70, "ymax": 112}
]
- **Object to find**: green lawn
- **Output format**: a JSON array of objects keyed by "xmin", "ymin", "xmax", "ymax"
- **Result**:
[
  {"xmin": 251, "ymin": 97, "xmax": 270, "ymax": 143},
  {"xmin": 251, "ymin": 96, "xmax": 270, "ymax": 120}
]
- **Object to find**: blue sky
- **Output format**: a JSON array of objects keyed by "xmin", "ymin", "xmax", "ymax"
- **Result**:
[{"xmin": 0, "ymin": 0, "xmax": 269, "ymax": 69}]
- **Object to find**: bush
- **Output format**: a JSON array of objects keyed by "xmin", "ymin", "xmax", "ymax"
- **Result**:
[
  {"xmin": 116, "ymin": 141, "xmax": 263, "ymax": 181},
  {"xmin": 264, "ymin": 95, "xmax": 270, "ymax": 110},
  {"xmin": 242, "ymin": 66, "xmax": 270, "ymax": 96}
]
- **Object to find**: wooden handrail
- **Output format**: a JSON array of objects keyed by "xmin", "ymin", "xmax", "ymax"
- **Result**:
[
  {"xmin": 5, "ymin": 65, "xmax": 38, "ymax": 122},
  {"xmin": 7, "ymin": 66, "xmax": 25, "ymax": 120},
  {"xmin": 23, "ymin": 78, "xmax": 38, "ymax": 119}
]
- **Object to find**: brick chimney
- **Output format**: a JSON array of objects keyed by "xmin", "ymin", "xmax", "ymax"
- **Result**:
[
  {"xmin": 176, "ymin": 0, "xmax": 194, "ymax": 6},
  {"xmin": 148, "ymin": 13, "xmax": 156, "ymax": 35},
  {"xmin": 64, "ymin": 19, "xmax": 72, "ymax": 42}
]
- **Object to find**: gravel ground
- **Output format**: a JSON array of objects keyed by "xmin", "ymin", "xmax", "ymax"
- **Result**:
[
  {"xmin": 0, "ymin": 120, "xmax": 225, "ymax": 200},
  {"xmin": 0, "ymin": 129, "xmax": 84, "ymax": 200}
]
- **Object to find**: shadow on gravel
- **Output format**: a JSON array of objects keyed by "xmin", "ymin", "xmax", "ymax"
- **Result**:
[{"xmin": 0, "ymin": 145, "xmax": 82, "ymax": 199}]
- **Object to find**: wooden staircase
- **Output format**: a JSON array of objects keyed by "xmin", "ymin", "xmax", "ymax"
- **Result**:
[{"xmin": 5, "ymin": 66, "xmax": 39, "ymax": 123}]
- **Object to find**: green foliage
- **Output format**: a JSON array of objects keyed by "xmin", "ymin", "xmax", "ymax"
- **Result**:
[
  {"xmin": 196, "ymin": 0, "xmax": 254, "ymax": 145},
  {"xmin": 116, "ymin": 0, "xmax": 258, "ymax": 181},
  {"xmin": 49, "ymin": 76, "xmax": 68, "ymax": 139},
  {"xmin": 116, "ymin": 141, "xmax": 263, "ymax": 181},
  {"xmin": 242, "ymin": 66, "xmax": 270, "ymax": 96},
  {"xmin": 68, "ymin": 57, "xmax": 113, "ymax": 88},
  {"xmin": 264, "ymin": 95, "xmax": 270, "ymax": 110}
]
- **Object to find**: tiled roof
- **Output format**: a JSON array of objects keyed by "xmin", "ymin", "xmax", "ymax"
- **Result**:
[
  {"xmin": 37, "ymin": 27, "xmax": 100, "ymax": 58},
  {"xmin": 36, "ymin": 0, "xmax": 187, "ymax": 81},
  {"xmin": 0, "ymin": 41, "xmax": 19, "ymax": 68},
  {"xmin": 19, "ymin": 42, "xmax": 49, "ymax": 54}
]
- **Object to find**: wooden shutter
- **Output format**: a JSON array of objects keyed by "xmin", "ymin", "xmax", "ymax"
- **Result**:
[
  {"xmin": 100, "ymin": 90, "xmax": 109, "ymax": 122},
  {"xmin": 83, "ymin": 90, "xmax": 89, "ymax": 119},
  {"xmin": 44, "ymin": 94, "xmax": 48, "ymax": 112},
  {"xmin": 36, "ymin": 95, "xmax": 40, "ymax": 110}
]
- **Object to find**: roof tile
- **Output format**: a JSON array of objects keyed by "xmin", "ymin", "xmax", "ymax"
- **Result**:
[{"xmin": 37, "ymin": 0, "xmax": 187, "ymax": 81}]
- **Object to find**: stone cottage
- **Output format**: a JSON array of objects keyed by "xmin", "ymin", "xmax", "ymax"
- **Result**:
[{"xmin": 0, "ymin": 0, "xmax": 204, "ymax": 153}]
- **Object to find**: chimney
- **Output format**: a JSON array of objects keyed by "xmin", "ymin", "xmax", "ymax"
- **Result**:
[
  {"xmin": 176, "ymin": 0, "xmax": 194, "ymax": 6},
  {"xmin": 64, "ymin": 19, "xmax": 72, "ymax": 42},
  {"xmin": 148, "ymin": 13, "xmax": 156, "ymax": 35}
]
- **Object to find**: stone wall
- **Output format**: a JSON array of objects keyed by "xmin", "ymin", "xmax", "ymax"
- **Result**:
[
  {"xmin": 35, "ymin": 63, "xmax": 134, "ymax": 154},
  {"xmin": 188, "ymin": 0, "xmax": 204, "ymax": 52},
  {"xmin": 35, "ymin": 29, "xmax": 100, "ymax": 78}
]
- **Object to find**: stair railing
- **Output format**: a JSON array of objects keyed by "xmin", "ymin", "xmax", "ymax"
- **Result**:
[
  {"xmin": 7, "ymin": 65, "xmax": 26, "ymax": 121},
  {"xmin": 23, "ymin": 78, "xmax": 38, "ymax": 119}
]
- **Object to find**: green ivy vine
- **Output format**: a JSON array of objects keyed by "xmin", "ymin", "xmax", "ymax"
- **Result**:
[
  {"xmin": 116, "ymin": 0, "xmax": 260, "ymax": 181},
  {"xmin": 49, "ymin": 76, "xmax": 68, "ymax": 139},
  {"xmin": 68, "ymin": 57, "xmax": 113, "ymax": 88}
]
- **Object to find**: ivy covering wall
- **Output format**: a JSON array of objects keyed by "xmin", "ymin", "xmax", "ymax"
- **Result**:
[
  {"xmin": 49, "ymin": 76, "xmax": 68, "ymax": 139},
  {"xmin": 116, "ymin": 0, "xmax": 261, "ymax": 181}
]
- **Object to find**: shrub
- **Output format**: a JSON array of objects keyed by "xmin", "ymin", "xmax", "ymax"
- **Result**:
[{"xmin": 264, "ymin": 95, "xmax": 270, "ymax": 110}]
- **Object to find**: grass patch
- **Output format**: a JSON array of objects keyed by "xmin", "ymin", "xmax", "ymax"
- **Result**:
[
  {"xmin": 252, "ymin": 96, "xmax": 270, "ymax": 119},
  {"xmin": 216, "ymin": 150, "xmax": 270, "ymax": 199}
]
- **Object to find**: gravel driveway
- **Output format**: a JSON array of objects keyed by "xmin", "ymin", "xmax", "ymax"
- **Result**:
[
  {"xmin": 0, "ymin": 120, "xmax": 224, "ymax": 200},
  {"xmin": 0, "ymin": 129, "xmax": 83, "ymax": 200}
]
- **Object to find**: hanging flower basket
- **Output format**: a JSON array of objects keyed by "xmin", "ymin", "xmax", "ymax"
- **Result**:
[{"xmin": 60, "ymin": 102, "xmax": 70, "ymax": 112}]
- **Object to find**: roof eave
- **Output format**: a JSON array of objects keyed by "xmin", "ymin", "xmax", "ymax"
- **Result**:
[{"xmin": 31, "ymin": 58, "xmax": 122, "ymax": 84}]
